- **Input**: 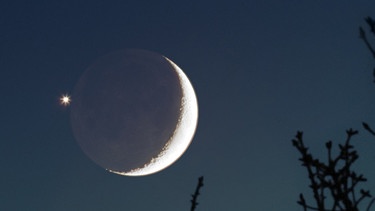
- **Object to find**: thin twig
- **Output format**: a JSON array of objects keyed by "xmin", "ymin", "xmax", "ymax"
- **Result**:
[
  {"xmin": 190, "ymin": 176, "xmax": 204, "ymax": 211},
  {"xmin": 359, "ymin": 27, "xmax": 375, "ymax": 59},
  {"xmin": 366, "ymin": 197, "xmax": 375, "ymax": 211}
]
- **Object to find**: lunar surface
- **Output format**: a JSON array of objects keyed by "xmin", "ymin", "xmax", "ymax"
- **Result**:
[{"xmin": 70, "ymin": 49, "xmax": 198, "ymax": 176}]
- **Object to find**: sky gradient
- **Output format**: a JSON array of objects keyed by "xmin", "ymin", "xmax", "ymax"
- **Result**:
[{"xmin": 1, "ymin": 1, "xmax": 375, "ymax": 210}]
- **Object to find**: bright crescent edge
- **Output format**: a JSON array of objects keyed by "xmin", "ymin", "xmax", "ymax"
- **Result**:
[{"xmin": 107, "ymin": 56, "xmax": 198, "ymax": 176}]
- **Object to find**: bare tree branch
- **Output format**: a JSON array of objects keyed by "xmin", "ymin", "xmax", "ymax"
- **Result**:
[{"xmin": 190, "ymin": 176, "xmax": 204, "ymax": 211}]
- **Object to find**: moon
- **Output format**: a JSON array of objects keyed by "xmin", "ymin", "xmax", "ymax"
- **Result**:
[{"xmin": 70, "ymin": 49, "xmax": 198, "ymax": 176}]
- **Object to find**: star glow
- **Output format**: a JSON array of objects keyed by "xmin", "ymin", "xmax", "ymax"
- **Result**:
[{"xmin": 60, "ymin": 94, "xmax": 71, "ymax": 106}]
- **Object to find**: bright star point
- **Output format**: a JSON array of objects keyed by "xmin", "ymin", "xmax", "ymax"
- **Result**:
[{"xmin": 60, "ymin": 94, "xmax": 71, "ymax": 106}]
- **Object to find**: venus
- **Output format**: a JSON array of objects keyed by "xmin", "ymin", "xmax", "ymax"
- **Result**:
[{"xmin": 70, "ymin": 49, "xmax": 198, "ymax": 176}]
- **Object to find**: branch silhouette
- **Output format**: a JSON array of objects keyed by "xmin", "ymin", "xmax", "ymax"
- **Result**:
[
  {"xmin": 359, "ymin": 16, "xmax": 375, "ymax": 83},
  {"xmin": 190, "ymin": 176, "xmax": 204, "ymax": 211},
  {"xmin": 290, "ymin": 15, "xmax": 375, "ymax": 211},
  {"xmin": 365, "ymin": 16, "xmax": 375, "ymax": 35},
  {"xmin": 360, "ymin": 16, "xmax": 375, "ymax": 139},
  {"xmin": 359, "ymin": 26, "xmax": 375, "ymax": 59},
  {"xmin": 362, "ymin": 122, "xmax": 375, "ymax": 136},
  {"xmin": 292, "ymin": 129, "xmax": 374, "ymax": 211}
]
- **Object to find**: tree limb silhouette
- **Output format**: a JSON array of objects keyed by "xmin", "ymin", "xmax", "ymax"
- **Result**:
[
  {"xmin": 292, "ymin": 129, "xmax": 374, "ymax": 211},
  {"xmin": 362, "ymin": 122, "xmax": 375, "ymax": 136},
  {"xmin": 359, "ymin": 26, "xmax": 375, "ymax": 59},
  {"xmin": 360, "ymin": 16, "xmax": 375, "ymax": 84},
  {"xmin": 190, "ymin": 176, "xmax": 204, "ymax": 211}
]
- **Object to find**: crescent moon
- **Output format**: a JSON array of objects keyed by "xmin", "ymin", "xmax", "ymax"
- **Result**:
[
  {"xmin": 109, "ymin": 56, "xmax": 198, "ymax": 176},
  {"xmin": 70, "ymin": 49, "xmax": 198, "ymax": 176}
]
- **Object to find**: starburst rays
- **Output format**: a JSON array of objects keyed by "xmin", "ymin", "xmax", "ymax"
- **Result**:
[{"xmin": 60, "ymin": 94, "xmax": 71, "ymax": 106}]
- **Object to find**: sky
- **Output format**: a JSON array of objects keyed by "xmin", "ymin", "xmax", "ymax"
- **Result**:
[{"xmin": 1, "ymin": 1, "xmax": 375, "ymax": 210}]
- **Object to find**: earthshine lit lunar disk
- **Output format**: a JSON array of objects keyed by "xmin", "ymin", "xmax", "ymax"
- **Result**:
[{"xmin": 70, "ymin": 49, "xmax": 198, "ymax": 176}]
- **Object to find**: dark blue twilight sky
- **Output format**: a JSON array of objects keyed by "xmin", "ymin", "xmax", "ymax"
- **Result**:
[{"xmin": 1, "ymin": 1, "xmax": 375, "ymax": 210}]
